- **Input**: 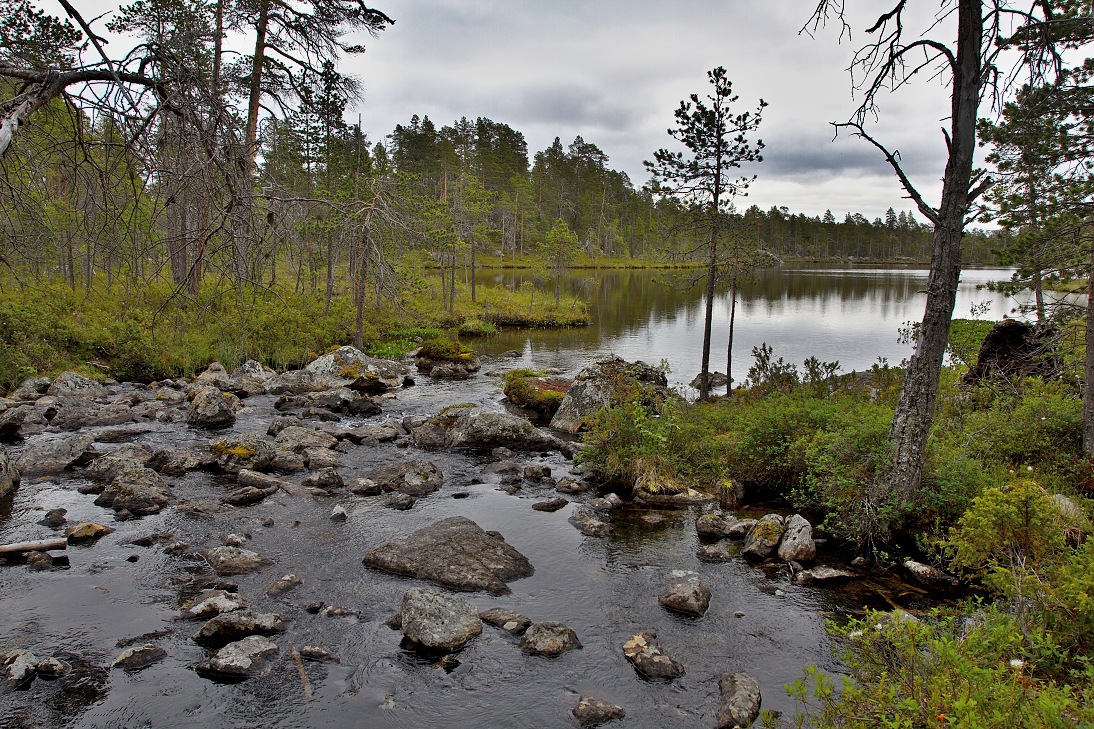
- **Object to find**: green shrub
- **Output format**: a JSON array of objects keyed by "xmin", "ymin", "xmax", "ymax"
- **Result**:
[
  {"xmin": 503, "ymin": 368, "xmax": 569, "ymax": 414},
  {"xmin": 458, "ymin": 318, "xmax": 498, "ymax": 337},
  {"xmin": 418, "ymin": 337, "xmax": 477, "ymax": 362}
]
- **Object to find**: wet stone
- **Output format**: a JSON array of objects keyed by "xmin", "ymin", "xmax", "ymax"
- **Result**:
[
  {"xmin": 38, "ymin": 508, "xmax": 67, "ymax": 528},
  {"xmin": 658, "ymin": 577, "xmax": 712, "ymax": 617},
  {"xmin": 180, "ymin": 590, "xmax": 245, "ymax": 619},
  {"xmin": 382, "ymin": 493, "xmax": 417, "ymax": 510},
  {"xmin": 479, "ymin": 608, "xmax": 532, "ymax": 635},
  {"xmin": 266, "ymin": 574, "xmax": 303, "ymax": 597},
  {"xmin": 519, "ymin": 622, "xmax": 582, "ymax": 656},
  {"xmin": 197, "ymin": 635, "xmax": 278, "ymax": 678},
  {"xmin": 65, "ymin": 522, "xmax": 115, "ymax": 543},
  {"xmin": 201, "ymin": 546, "xmax": 271, "ymax": 576},
  {"xmin": 111, "ymin": 644, "xmax": 167, "ymax": 672},
  {"xmin": 531, "ymin": 497, "xmax": 568, "ymax": 512},
  {"xmin": 573, "ymin": 696, "xmax": 626, "ymax": 727},
  {"xmin": 299, "ymin": 645, "xmax": 340, "ymax": 663},
  {"xmin": 399, "ymin": 587, "xmax": 482, "ymax": 652},
  {"xmin": 716, "ymin": 672, "xmax": 762, "ymax": 729},
  {"xmin": 696, "ymin": 513, "xmax": 755, "ymax": 539},
  {"xmin": 193, "ymin": 609, "xmax": 285, "ymax": 646},
  {"xmin": 622, "ymin": 631, "xmax": 684, "ymax": 680}
]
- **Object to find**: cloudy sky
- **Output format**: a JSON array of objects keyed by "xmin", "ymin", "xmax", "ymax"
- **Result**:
[{"xmin": 344, "ymin": 0, "xmax": 963, "ymax": 223}]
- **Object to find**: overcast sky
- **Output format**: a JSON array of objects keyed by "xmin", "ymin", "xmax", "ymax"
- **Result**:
[{"xmin": 342, "ymin": 0, "xmax": 965, "ymax": 223}]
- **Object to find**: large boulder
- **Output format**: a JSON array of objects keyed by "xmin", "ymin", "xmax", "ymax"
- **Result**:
[
  {"xmin": 622, "ymin": 631, "xmax": 684, "ymax": 680},
  {"xmin": 11, "ymin": 376, "xmax": 51, "ymax": 400},
  {"xmin": 777, "ymin": 514, "xmax": 817, "ymax": 562},
  {"xmin": 716, "ymin": 672, "xmax": 762, "ymax": 728},
  {"xmin": 229, "ymin": 359, "xmax": 276, "ymax": 396},
  {"xmin": 0, "ymin": 447, "xmax": 19, "ymax": 499},
  {"xmin": 364, "ymin": 460, "xmax": 443, "ymax": 496},
  {"xmin": 399, "ymin": 588, "xmax": 482, "ymax": 652},
  {"xmin": 963, "ymin": 319, "xmax": 1060, "ymax": 384},
  {"xmin": 209, "ymin": 434, "xmax": 276, "ymax": 474},
  {"xmin": 741, "ymin": 514, "xmax": 785, "ymax": 561},
  {"xmin": 93, "ymin": 465, "xmax": 173, "ymax": 516},
  {"xmin": 187, "ymin": 387, "xmax": 237, "ymax": 428},
  {"xmin": 15, "ymin": 433, "xmax": 95, "ymax": 475},
  {"xmin": 302, "ymin": 346, "xmax": 406, "ymax": 392},
  {"xmin": 46, "ymin": 371, "xmax": 107, "ymax": 398},
  {"xmin": 415, "ymin": 407, "xmax": 568, "ymax": 453},
  {"xmin": 550, "ymin": 357, "xmax": 670, "ymax": 433},
  {"xmin": 363, "ymin": 516, "xmax": 533, "ymax": 595},
  {"xmin": 658, "ymin": 577, "xmax": 712, "ymax": 617}
]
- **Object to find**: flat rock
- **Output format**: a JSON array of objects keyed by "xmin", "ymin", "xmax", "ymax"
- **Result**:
[
  {"xmin": 696, "ymin": 513, "xmax": 755, "ymax": 539},
  {"xmin": 274, "ymin": 425, "xmax": 338, "ymax": 453},
  {"xmin": 573, "ymin": 696, "xmax": 626, "ymax": 727},
  {"xmin": 479, "ymin": 608, "xmax": 532, "ymax": 635},
  {"xmin": 197, "ymin": 635, "xmax": 279, "ymax": 677},
  {"xmin": 193, "ymin": 609, "xmax": 285, "ymax": 646},
  {"xmin": 111, "ymin": 644, "xmax": 167, "ymax": 672},
  {"xmin": 344, "ymin": 421, "xmax": 402, "ymax": 444},
  {"xmin": 201, "ymin": 546, "xmax": 271, "ymax": 576},
  {"xmin": 266, "ymin": 574, "xmax": 303, "ymax": 597},
  {"xmin": 47, "ymin": 371, "xmax": 108, "ymax": 398},
  {"xmin": 346, "ymin": 478, "xmax": 381, "ymax": 496},
  {"xmin": 622, "ymin": 631, "xmax": 684, "ymax": 680},
  {"xmin": 399, "ymin": 587, "xmax": 482, "ymax": 652},
  {"xmin": 519, "ymin": 621, "xmax": 582, "ymax": 656},
  {"xmin": 716, "ymin": 672, "xmax": 762, "ymax": 728},
  {"xmin": 658, "ymin": 577, "xmax": 712, "ymax": 617},
  {"xmin": 365, "ymin": 460, "xmax": 443, "ymax": 496},
  {"xmin": 16, "ymin": 433, "xmax": 95, "ymax": 475},
  {"xmin": 419, "ymin": 407, "xmax": 567, "ymax": 453},
  {"xmin": 237, "ymin": 469, "xmax": 290, "ymax": 491},
  {"xmin": 301, "ymin": 467, "xmax": 343, "ymax": 491},
  {"xmin": 94, "ymin": 466, "xmax": 173, "ymax": 516},
  {"xmin": 221, "ymin": 485, "xmax": 278, "ymax": 506},
  {"xmin": 362, "ymin": 516, "xmax": 533, "ymax": 595},
  {"xmin": 532, "ymin": 497, "xmax": 568, "ymax": 512},
  {"xmin": 180, "ymin": 590, "xmax": 245, "ymax": 619}
]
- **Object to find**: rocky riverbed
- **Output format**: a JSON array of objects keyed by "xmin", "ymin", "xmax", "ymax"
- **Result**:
[{"xmin": 0, "ymin": 348, "xmax": 944, "ymax": 728}]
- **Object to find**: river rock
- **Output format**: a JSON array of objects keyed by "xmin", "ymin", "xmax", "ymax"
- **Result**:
[
  {"xmin": 532, "ymin": 497, "xmax": 568, "ymax": 512},
  {"xmin": 555, "ymin": 477, "xmax": 590, "ymax": 494},
  {"xmin": 777, "ymin": 514, "xmax": 816, "ymax": 562},
  {"xmin": 741, "ymin": 514, "xmax": 785, "ymax": 561},
  {"xmin": 344, "ymin": 421, "xmax": 403, "ymax": 444},
  {"xmin": 3, "ymin": 649, "xmax": 39, "ymax": 685},
  {"xmin": 302, "ymin": 467, "xmax": 344, "ymax": 491},
  {"xmin": 362, "ymin": 516, "xmax": 533, "ymax": 595},
  {"xmin": 0, "ymin": 447, "xmax": 19, "ymax": 498},
  {"xmin": 365, "ymin": 460, "xmax": 443, "ymax": 496},
  {"xmin": 572, "ymin": 696, "xmax": 626, "ymax": 726},
  {"xmin": 622, "ymin": 631, "xmax": 684, "ymax": 680},
  {"xmin": 94, "ymin": 466, "xmax": 172, "ymax": 516},
  {"xmin": 794, "ymin": 566, "xmax": 858, "ymax": 585},
  {"xmin": 519, "ymin": 621, "xmax": 582, "ymax": 656},
  {"xmin": 658, "ymin": 577, "xmax": 711, "ymax": 617},
  {"xmin": 202, "ymin": 546, "xmax": 271, "ymax": 576},
  {"xmin": 569, "ymin": 509, "xmax": 613, "ymax": 537},
  {"xmin": 479, "ymin": 608, "xmax": 532, "ymax": 635},
  {"xmin": 696, "ymin": 513, "xmax": 755, "ymax": 539},
  {"xmin": 299, "ymin": 645, "xmax": 340, "ymax": 663},
  {"xmin": 347, "ymin": 477, "xmax": 382, "ymax": 496},
  {"xmin": 382, "ymin": 493, "xmax": 417, "ymax": 510},
  {"xmin": 39, "ymin": 508, "xmax": 66, "ymax": 527},
  {"xmin": 195, "ymin": 362, "xmax": 233, "ymax": 390},
  {"xmin": 303, "ymin": 346, "xmax": 406, "ymax": 391},
  {"xmin": 274, "ymin": 425, "xmax": 338, "ymax": 452},
  {"xmin": 436, "ymin": 408, "xmax": 568, "ymax": 453},
  {"xmin": 181, "ymin": 589, "xmax": 246, "ymax": 619},
  {"xmin": 111, "ymin": 644, "xmax": 167, "ymax": 672},
  {"xmin": 904, "ymin": 559, "xmax": 959, "ymax": 588},
  {"xmin": 193, "ymin": 609, "xmax": 285, "ymax": 645},
  {"xmin": 237, "ymin": 469, "xmax": 289, "ymax": 491},
  {"xmin": 16, "ymin": 433, "xmax": 96, "ymax": 475},
  {"xmin": 36, "ymin": 657, "xmax": 68, "ymax": 678},
  {"xmin": 550, "ymin": 357, "xmax": 670, "ymax": 433},
  {"xmin": 47, "ymin": 371, "xmax": 108, "ymax": 398},
  {"xmin": 399, "ymin": 587, "xmax": 482, "ymax": 652},
  {"xmin": 209, "ymin": 433, "xmax": 276, "ymax": 473},
  {"xmin": 12, "ymin": 376, "xmax": 51, "ymax": 400},
  {"xmin": 716, "ymin": 672, "xmax": 762, "ymax": 728},
  {"xmin": 266, "ymin": 574, "xmax": 303, "ymax": 597},
  {"xmin": 0, "ymin": 404, "xmax": 31, "ymax": 441},
  {"xmin": 197, "ymin": 635, "xmax": 279, "ymax": 677},
  {"xmin": 65, "ymin": 522, "xmax": 115, "ymax": 542},
  {"xmin": 697, "ymin": 541, "xmax": 739, "ymax": 562},
  {"xmin": 228, "ymin": 359, "xmax": 276, "ymax": 396},
  {"xmin": 187, "ymin": 386, "xmax": 237, "ymax": 428},
  {"xmin": 221, "ymin": 484, "xmax": 278, "ymax": 506},
  {"xmin": 84, "ymin": 443, "xmax": 155, "ymax": 481}
]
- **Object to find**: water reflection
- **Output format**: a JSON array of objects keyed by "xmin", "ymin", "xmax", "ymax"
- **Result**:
[{"xmin": 476, "ymin": 264, "xmax": 1028, "ymax": 389}]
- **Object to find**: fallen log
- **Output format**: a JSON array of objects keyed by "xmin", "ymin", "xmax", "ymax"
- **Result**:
[{"xmin": 0, "ymin": 538, "xmax": 69, "ymax": 555}]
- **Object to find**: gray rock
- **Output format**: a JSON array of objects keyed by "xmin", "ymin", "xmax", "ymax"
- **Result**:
[
  {"xmin": 573, "ymin": 696, "xmax": 626, "ymax": 727},
  {"xmin": 550, "ymin": 357, "xmax": 669, "ymax": 433},
  {"xmin": 3, "ymin": 649, "xmax": 39, "ymax": 685},
  {"xmin": 794, "ymin": 566, "xmax": 858, "ymax": 585},
  {"xmin": 180, "ymin": 589, "xmax": 245, "ymax": 619},
  {"xmin": 716, "ymin": 672, "xmax": 762, "ymax": 728},
  {"xmin": 696, "ymin": 513, "xmax": 755, "ymax": 539},
  {"xmin": 237, "ymin": 469, "xmax": 290, "ymax": 491},
  {"xmin": 94, "ymin": 466, "xmax": 172, "ymax": 516},
  {"xmin": 301, "ymin": 467, "xmax": 343, "ymax": 491},
  {"xmin": 519, "ymin": 621, "xmax": 582, "ymax": 656},
  {"xmin": 11, "ymin": 376, "xmax": 51, "ymax": 400},
  {"xmin": 15, "ymin": 433, "xmax": 95, "ymax": 475},
  {"xmin": 111, "ymin": 644, "xmax": 167, "ymax": 672},
  {"xmin": 555, "ymin": 477, "xmax": 590, "ymax": 494},
  {"xmin": 195, "ymin": 362, "xmax": 233, "ymax": 390},
  {"xmin": 479, "ymin": 608, "xmax": 532, "ymax": 635},
  {"xmin": 658, "ymin": 577, "xmax": 712, "ymax": 617},
  {"xmin": 399, "ymin": 587, "xmax": 482, "ymax": 652},
  {"xmin": 298, "ymin": 645, "xmax": 340, "ymax": 663},
  {"xmin": 208, "ymin": 433, "xmax": 276, "ymax": 473},
  {"xmin": 221, "ymin": 485, "xmax": 278, "ymax": 506},
  {"xmin": 0, "ymin": 447, "xmax": 19, "ymax": 498},
  {"xmin": 697, "ymin": 541, "xmax": 740, "ymax": 562},
  {"xmin": 330, "ymin": 505, "xmax": 348, "ymax": 522},
  {"xmin": 303, "ymin": 345, "xmax": 406, "ymax": 391},
  {"xmin": 266, "ymin": 416, "xmax": 300, "ymax": 437},
  {"xmin": 363, "ymin": 516, "xmax": 533, "ymax": 595},
  {"xmin": 274, "ymin": 425, "xmax": 338, "ymax": 453},
  {"xmin": 35, "ymin": 657, "xmax": 68, "ymax": 678},
  {"xmin": 0, "ymin": 404, "xmax": 31, "ymax": 441},
  {"xmin": 777, "ymin": 514, "xmax": 817, "ymax": 562},
  {"xmin": 904, "ymin": 559, "xmax": 959, "ymax": 588},
  {"xmin": 187, "ymin": 386, "xmax": 237, "ymax": 428},
  {"xmin": 47, "ymin": 371, "xmax": 107, "ymax": 398},
  {"xmin": 382, "ymin": 493, "xmax": 417, "ymax": 510},
  {"xmin": 230, "ymin": 359, "xmax": 276, "ymax": 396},
  {"xmin": 347, "ymin": 477, "xmax": 381, "ymax": 496},
  {"xmin": 622, "ymin": 631, "xmax": 684, "ymax": 680},
  {"xmin": 690, "ymin": 371, "xmax": 729, "ymax": 390},
  {"xmin": 304, "ymin": 447, "xmax": 343, "ymax": 469},
  {"xmin": 84, "ymin": 444, "xmax": 155, "ymax": 481},
  {"xmin": 420, "ymin": 407, "xmax": 568, "ymax": 453},
  {"xmin": 266, "ymin": 574, "xmax": 303, "ymax": 597},
  {"xmin": 344, "ymin": 421, "xmax": 402, "ymax": 444},
  {"xmin": 569, "ymin": 509, "xmax": 613, "ymax": 537},
  {"xmin": 38, "ymin": 507, "xmax": 66, "ymax": 527},
  {"xmin": 532, "ymin": 497, "xmax": 568, "ymax": 512},
  {"xmin": 193, "ymin": 609, "xmax": 285, "ymax": 646},
  {"xmin": 741, "ymin": 514, "xmax": 785, "ymax": 561},
  {"xmin": 365, "ymin": 460, "xmax": 443, "ymax": 496},
  {"xmin": 201, "ymin": 546, "xmax": 271, "ymax": 576},
  {"xmin": 197, "ymin": 635, "xmax": 278, "ymax": 677}
]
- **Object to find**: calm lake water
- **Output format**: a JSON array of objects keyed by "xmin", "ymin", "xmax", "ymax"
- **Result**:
[{"xmin": 475, "ymin": 263, "xmax": 1029, "ymax": 390}]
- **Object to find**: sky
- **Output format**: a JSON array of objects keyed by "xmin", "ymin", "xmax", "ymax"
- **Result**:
[{"xmin": 343, "ymin": 0, "xmax": 964, "ymax": 223}]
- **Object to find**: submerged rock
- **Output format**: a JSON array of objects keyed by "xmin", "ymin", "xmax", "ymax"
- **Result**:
[
  {"xmin": 572, "ymin": 696, "xmax": 626, "ymax": 727},
  {"xmin": 197, "ymin": 635, "xmax": 278, "ymax": 677},
  {"xmin": 716, "ymin": 672, "xmax": 762, "ymax": 728},
  {"xmin": 111, "ymin": 644, "xmax": 167, "ymax": 672},
  {"xmin": 519, "ymin": 622, "xmax": 582, "ymax": 656},
  {"xmin": 399, "ymin": 587, "xmax": 482, "ymax": 652},
  {"xmin": 365, "ymin": 460, "xmax": 443, "ymax": 496},
  {"xmin": 622, "ymin": 631, "xmax": 684, "ymax": 680},
  {"xmin": 658, "ymin": 577, "xmax": 712, "ymax": 617},
  {"xmin": 362, "ymin": 516, "xmax": 533, "ymax": 595}
]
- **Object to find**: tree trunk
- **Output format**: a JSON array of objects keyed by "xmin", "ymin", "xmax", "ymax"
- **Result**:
[
  {"xmin": 727, "ymin": 276, "xmax": 737, "ymax": 395},
  {"xmin": 874, "ymin": 0, "xmax": 982, "ymax": 526},
  {"xmin": 699, "ymin": 225, "xmax": 718, "ymax": 400},
  {"xmin": 1083, "ymin": 236, "xmax": 1094, "ymax": 456}
]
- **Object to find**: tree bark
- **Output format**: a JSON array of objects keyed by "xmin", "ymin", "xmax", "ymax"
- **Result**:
[
  {"xmin": 699, "ymin": 224, "xmax": 718, "ymax": 400},
  {"xmin": 1083, "ymin": 236, "xmax": 1094, "ymax": 456},
  {"xmin": 727, "ymin": 276, "xmax": 737, "ymax": 395},
  {"xmin": 874, "ymin": 0, "xmax": 982, "ymax": 522}
]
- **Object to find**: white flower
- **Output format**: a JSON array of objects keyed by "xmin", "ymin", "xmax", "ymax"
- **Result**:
[
  {"xmin": 849, "ymin": 630, "xmax": 864, "ymax": 639},
  {"xmin": 1026, "ymin": 466, "xmax": 1034, "ymax": 472},
  {"xmin": 1009, "ymin": 658, "xmax": 1024, "ymax": 669},
  {"xmin": 874, "ymin": 623, "xmax": 883, "ymax": 631}
]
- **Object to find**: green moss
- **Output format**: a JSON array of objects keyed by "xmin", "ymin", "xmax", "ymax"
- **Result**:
[{"xmin": 503, "ymin": 369, "xmax": 570, "ymax": 414}]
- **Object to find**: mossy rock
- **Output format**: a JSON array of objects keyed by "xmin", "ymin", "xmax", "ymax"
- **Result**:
[
  {"xmin": 418, "ymin": 338, "xmax": 476, "ymax": 363},
  {"xmin": 503, "ymin": 370, "xmax": 572, "ymax": 416}
]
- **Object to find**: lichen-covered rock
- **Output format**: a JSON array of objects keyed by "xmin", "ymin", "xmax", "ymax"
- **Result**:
[
  {"xmin": 658, "ymin": 577, "xmax": 712, "ymax": 617},
  {"xmin": 550, "ymin": 357, "xmax": 670, "ymax": 433},
  {"xmin": 622, "ymin": 631, "xmax": 684, "ymax": 680},
  {"xmin": 716, "ymin": 672, "xmax": 762, "ymax": 728},
  {"xmin": 15, "ymin": 433, "xmax": 95, "ymax": 475},
  {"xmin": 46, "ymin": 371, "xmax": 107, "ymax": 398},
  {"xmin": 696, "ymin": 513, "xmax": 755, "ymax": 539},
  {"xmin": 741, "ymin": 514, "xmax": 785, "ymax": 561},
  {"xmin": 365, "ymin": 460, "xmax": 443, "ymax": 496},
  {"xmin": 572, "ymin": 696, "xmax": 626, "ymax": 727},
  {"xmin": 208, "ymin": 433, "xmax": 276, "ymax": 474},
  {"xmin": 94, "ymin": 465, "xmax": 172, "ymax": 516},
  {"xmin": 519, "ymin": 622, "xmax": 582, "ymax": 656},
  {"xmin": 303, "ymin": 346, "xmax": 406, "ymax": 391},
  {"xmin": 363, "ymin": 516, "xmax": 533, "ymax": 595},
  {"xmin": 84, "ymin": 443, "xmax": 154, "ymax": 482},
  {"xmin": 187, "ymin": 386, "xmax": 237, "ymax": 428},
  {"xmin": 399, "ymin": 587, "xmax": 482, "ymax": 652},
  {"xmin": 777, "ymin": 514, "xmax": 816, "ymax": 562},
  {"xmin": 0, "ymin": 447, "xmax": 19, "ymax": 498}
]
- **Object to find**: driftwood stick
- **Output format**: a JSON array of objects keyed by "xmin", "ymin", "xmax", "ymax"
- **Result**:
[
  {"xmin": 0, "ymin": 538, "xmax": 69, "ymax": 555},
  {"xmin": 289, "ymin": 646, "xmax": 312, "ymax": 700}
]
